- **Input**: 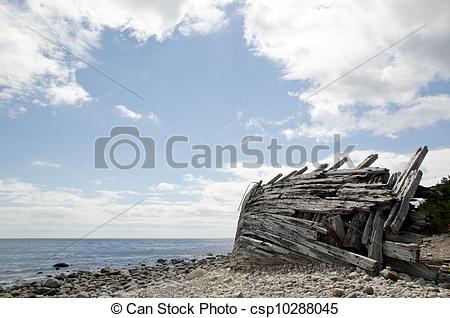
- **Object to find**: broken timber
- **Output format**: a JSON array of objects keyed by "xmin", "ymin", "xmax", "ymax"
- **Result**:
[{"xmin": 232, "ymin": 146, "xmax": 443, "ymax": 280}]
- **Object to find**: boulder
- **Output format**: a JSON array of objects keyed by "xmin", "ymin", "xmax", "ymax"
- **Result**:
[
  {"xmin": 53, "ymin": 263, "xmax": 69, "ymax": 268},
  {"xmin": 43, "ymin": 278, "xmax": 61, "ymax": 288}
]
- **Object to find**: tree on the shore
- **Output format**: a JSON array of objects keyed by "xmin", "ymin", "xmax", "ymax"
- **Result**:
[{"xmin": 418, "ymin": 176, "xmax": 450, "ymax": 233}]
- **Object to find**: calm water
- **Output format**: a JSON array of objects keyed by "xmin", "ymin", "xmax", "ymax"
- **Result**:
[{"xmin": 0, "ymin": 239, "xmax": 234, "ymax": 287}]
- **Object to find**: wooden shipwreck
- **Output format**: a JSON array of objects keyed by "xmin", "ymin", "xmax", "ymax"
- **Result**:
[{"xmin": 232, "ymin": 146, "xmax": 445, "ymax": 280}]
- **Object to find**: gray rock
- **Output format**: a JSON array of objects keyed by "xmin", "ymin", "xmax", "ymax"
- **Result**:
[
  {"xmin": 43, "ymin": 278, "xmax": 61, "ymax": 288},
  {"xmin": 415, "ymin": 278, "xmax": 426, "ymax": 286},
  {"xmin": 331, "ymin": 288, "xmax": 345, "ymax": 297},
  {"xmin": 380, "ymin": 269, "xmax": 398, "ymax": 281},
  {"xmin": 363, "ymin": 275, "xmax": 372, "ymax": 282},
  {"xmin": 75, "ymin": 291, "xmax": 89, "ymax": 298},
  {"xmin": 398, "ymin": 273, "xmax": 412, "ymax": 282},
  {"xmin": 53, "ymin": 262, "xmax": 69, "ymax": 268},
  {"xmin": 186, "ymin": 268, "xmax": 206, "ymax": 280},
  {"xmin": 348, "ymin": 272, "xmax": 359, "ymax": 279},
  {"xmin": 363, "ymin": 286, "xmax": 374, "ymax": 295}
]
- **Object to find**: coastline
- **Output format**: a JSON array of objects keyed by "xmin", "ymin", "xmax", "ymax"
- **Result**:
[{"xmin": 1, "ymin": 254, "xmax": 449, "ymax": 298}]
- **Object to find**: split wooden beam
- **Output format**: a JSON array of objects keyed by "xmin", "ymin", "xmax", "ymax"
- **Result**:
[
  {"xmin": 356, "ymin": 154, "xmax": 378, "ymax": 168},
  {"xmin": 383, "ymin": 241, "xmax": 420, "ymax": 262}
]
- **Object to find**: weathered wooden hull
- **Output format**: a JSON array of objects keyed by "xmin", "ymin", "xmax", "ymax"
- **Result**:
[{"xmin": 232, "ymin": 147, "xmax": 443, "ymax": 280}]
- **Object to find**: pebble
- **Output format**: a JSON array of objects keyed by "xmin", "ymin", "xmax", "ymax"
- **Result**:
[
  {"xmin": 380, "ymin": 269, "xmax": 398, "ymax": 281},
  {"xmin": 331, "ymin": 288, "xmax": 345, "ymax": 297},
  {"xmin": 348, "ymin": 272, "xmax": 359, "ymax": 279},
  {"xmin": 363, "ymin": 286, "xmax": 374, "ymax": 295},
  {"xmin": 2, "ymin": 255, "xmax": 449, "ymax": 299}
]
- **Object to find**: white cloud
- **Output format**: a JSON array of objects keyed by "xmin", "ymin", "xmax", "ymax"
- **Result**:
[
  {"xmin": 31, "ymin": 160, "xmax": 62, "ymax": 168},
  {"xmin": 8, "ymin": 106, "xmax": 28, "ymax": 119},
  {"xmin": 115, "ymin": 104, "xmax": 159, "ymax": 123},
  {"xmin": 115, "ymin": 104, "xmax": 143, "ymax": 120},
  {"xmin": 46, "ymin": 81, "xmax": 92, "ymax": 106},
  {"xmin": 154, "ymin": 182, "xmax": 180, "ymax": 192},
  {"xmin": 0, "ymin": 0, "xmax": 232, "ymax": 109},
  {"xmin": 147, "ymin": 112, "xmax": 159, "ymax": 124},
  {"xmin": 242, "ymin": 0, "xmax": 450, "ymax": 138}
]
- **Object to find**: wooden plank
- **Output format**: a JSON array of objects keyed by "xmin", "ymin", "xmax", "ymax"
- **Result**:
[
  {"xmin": 384, "ymin": 257, "xmax": 439, "ymax": 281},
  {"xmin": 277, "ymin": 170, "xmax": 298, "ymax": 183},
  {"xmin": 387, "ymin": 172, "xmax": 400, "ymax": 187},
  {"xmin": 384, "ymin": 201, "xmax": 399, "ymax": 230},
  {"xmin": 267, "ymin": 173, "xmax": 283, "ymax": 185},
  {"xmin": 362, "ymin": 211, "xmax": 375, "ymax": 246},
  {"xmin": 330, "ymin": 215, "xmax": 346, "ymax": 241},
  {"xmin": 383, "ymin": 241, "xmax": 420, "ymax": 262},
  {"xmin": 240, "ymin": 229, "xmax": 379, "ymax": 273},
  {"xmin": 312, "ymin": 163, "xmax": 328, "ymax": 173},
  {"xmin": 390, "ymin": 170, "xmax": 423, "ymax": 233},
  {"xmin": 343, "ymin": 211, "xmax": 368, "ymax": 251},
  {"xmin": 367, "ymin": 209, "xmax": 385, "ymax": 263},
  {"xmin": 328, "ymin": 157, "xmax": 348, "ymax": 170},
  {"xmin": 321, "ymin": 216, "xmax": 343, "ymax": 248},
  {"xmin": 356, "ymin": 154, "xmax": 378, "ymax": 168},
  {"xmin": 393, "ymin": 147, "xmax": 428, "ymax": 194},
  {"xmin": 384, "ymin": 232, "xmax": 424, "ymax": 244},
  {"xmin": 294, "ymin": 166, "xmax": 308, "ymax": 176}
]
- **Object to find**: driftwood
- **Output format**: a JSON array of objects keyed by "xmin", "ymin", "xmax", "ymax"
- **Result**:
[{"xmin": 232, "ymin": 147, "xmax": 443, "ymax": 280}]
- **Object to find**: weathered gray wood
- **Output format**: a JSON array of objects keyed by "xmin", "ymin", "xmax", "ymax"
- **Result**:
[
  {"xmin": 384, "ymin": 201, "xmax": 400, "ymax": 230},
  {"xmin": 356, "ymin": 154, "xmax": 378, "ymax": 168},
  {"xmin": 328, "ymin": 157, "xmax": 348, "ymax": 170},
  {"xmin": 267, "ymin": 173, "xmax": 283, "ymax": 185},
  {"xmin": 383, "ymin": 256, "xmax": 439, "ymax": 281},
  {"xmin": 390, "ymin": 170, "xmax": 423, "ymax": 233},
  {"xmin": 393, "ymin": 147, "xmax": 428, "ymax": 194},
  {"xmin": 277, "ymin": 170, "xmax": 298, "ymax": 183},
  {"xmin": 368, "ymin": 209, "xmax": 385, "ymax": 263},
  {"xmin": 343, "ymin": 212, "xmax": 369, "ymax": 251},
  {"xmin": 384, "ymin": 232, "xmax": 424, "ymax": 244},
  {"xmin": 312, "ymin": 163, "xmax": 328, "ymax": 173},
  {"xmin": 294, "ymin": 166, "xmax": 308, "ymax": 176},
  {"xmin": 233, "ymin": 146, "xmax": 428, "ymax": 274},
  {"xmin": 387, "ymin": 172, "xmax": 400, "ymax": 187},
  {"xmin": 330, "ymin": 215, "xmax": 346, "ymax": 241},
  {"xmin": 383, "ymin": 241, "xmax": 420, "ymax": 262},
  {"xmin": 321, "ymin": 216, "xmax": 343, "ymax": 248},
  {"xmin": 362, "ymin": 211, "xmax": 375, "ymax": 246}
]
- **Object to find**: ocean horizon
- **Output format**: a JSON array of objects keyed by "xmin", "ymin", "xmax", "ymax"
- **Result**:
[{"xmin": 0, "ymin": 238, "xmax": 234, "ymax": 287}]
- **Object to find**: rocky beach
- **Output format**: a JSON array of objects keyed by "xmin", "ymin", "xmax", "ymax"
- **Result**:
[{"xmin": 1, "ymin": 252, "xmax": 449, "ymax": 298}]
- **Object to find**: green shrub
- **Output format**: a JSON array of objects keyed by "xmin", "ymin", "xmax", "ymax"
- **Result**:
[{"xmin": 418, "ymin": 176, "xmax": 450, "ymax": 233}]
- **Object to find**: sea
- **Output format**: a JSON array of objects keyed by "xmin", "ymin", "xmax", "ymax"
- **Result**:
[{"xmin": 0, "ymin": 238, "xmax": 234, "ymax": 287}]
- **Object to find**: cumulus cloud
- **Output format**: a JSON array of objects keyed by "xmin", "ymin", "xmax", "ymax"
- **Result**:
[
  {"xmin": 242, "ymin": 0, "xmax": 450, "ymax": 138},
  {"xmin": 115, "ymin": 104, "xmax": 143, "ymax": 120},
  {"xmin": 0, "ymin": 0, "xmax": 232, "ymax": 109},
  {"xmin": 31, "ymin": 160, "xmax": 62, "ymax": 168},
  {"xmin": 115, "ymin": 104, "xmax": 159, "ymax": 123}
]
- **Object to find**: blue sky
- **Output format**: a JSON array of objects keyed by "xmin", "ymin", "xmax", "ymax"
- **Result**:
[{"xmin": 0, "ymin": 0, "xmax": 449, "ymax": 238}]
